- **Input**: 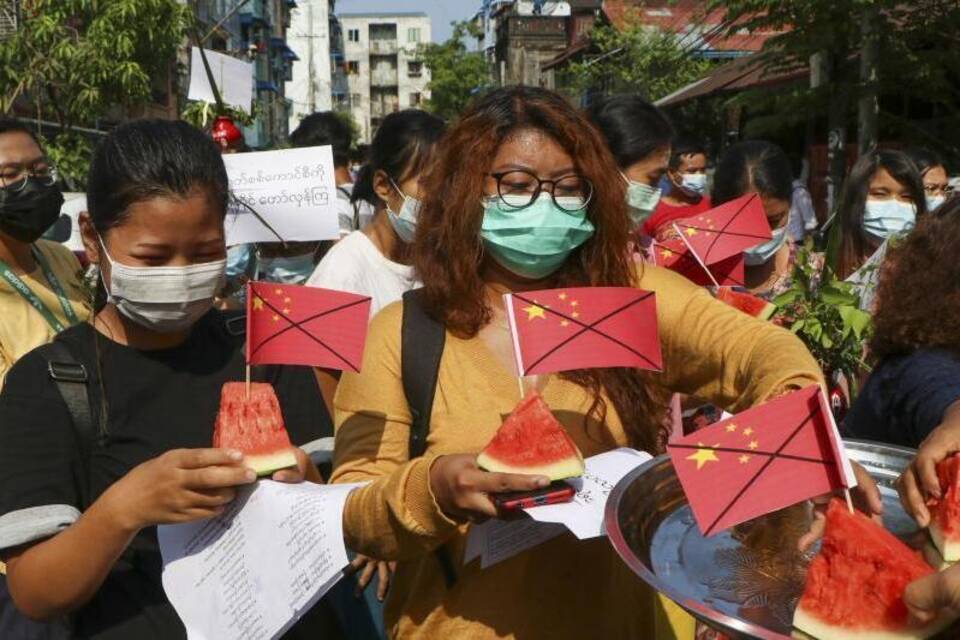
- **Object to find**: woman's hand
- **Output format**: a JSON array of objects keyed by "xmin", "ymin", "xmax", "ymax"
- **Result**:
[
  {"xmin": 898, "ymin": 401, "xmax": 960, "ymax": 527},
  {"xmin": 271, "ymin": 447, "xmax": 323, "ymax": 484},
  {"xmin": 905, "ymin": 564, "xmax": 960, "ymax": 626},
  {"xmin": 798, "ymin": 460, "xmax": 884, "ymax": 551},
  {"xmin": 103, "ymin": 448, "xmax": 256, "ymax": 532},
  {"xmin": 348, "ymin": 555, "xmax": 396, "ymax": 601},
  {"xmin": 429, "ymin": 454, "xmax": 549, "ymax": 523}
]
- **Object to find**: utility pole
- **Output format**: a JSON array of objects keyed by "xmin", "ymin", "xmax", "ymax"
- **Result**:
[
  {"xmin": 857, "ymin": 3, "xmax": 880, "ymax": 156},
  {"xmin": 307, "ymin": 2, "xmax": 315, "ymax": 113}
]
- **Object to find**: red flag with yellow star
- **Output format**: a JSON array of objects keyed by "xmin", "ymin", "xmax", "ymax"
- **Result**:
[
  {"xmin": 504, "ymin": 287, "xmax": 661, "ymax": 376},
  {"xmin": 655, "ymin": 237, "xmax": 746, "ymax": 287},
  {"xmin": 246, "ymin": 281, "xmax": 372, "ymax": 370},
  {"xmin": 667, "ymin": 385, "xmax": 858, "ymax": 536},
  {"xmin": 671, "ymin": 193, "xmax": 772, "ymax": 266}
]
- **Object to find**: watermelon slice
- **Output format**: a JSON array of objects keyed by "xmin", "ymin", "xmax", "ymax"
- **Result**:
[
  {"xmin": 213, "ymin": 382, "xmax": 298, "ymax": 476},
  {"xmin": 793, "ymin": 499, "xmax": 952, "ymax": 639},
  {"xmin": 928, "ymin": 455, "xmax": 960, "ymax": 562},
  {"xmin": 476, "ymin": 392, "xmax": 584, "ymax": 480},
  {"xmin": 715, "ymin": 287, "xmax": 776, "ymax": 320}
]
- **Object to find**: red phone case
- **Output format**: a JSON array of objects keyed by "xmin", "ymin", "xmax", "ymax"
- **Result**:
[{"xmin": 494, "ymin": 483, "xmax": 576, "ymax": 511}]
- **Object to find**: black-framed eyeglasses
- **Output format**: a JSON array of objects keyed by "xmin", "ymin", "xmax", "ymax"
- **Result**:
[
  {"xmin": 0, "ymin": 160, "xmax": 58, "ymax": 193},
  {"xmin": 487, "ymin": 169, "xmax": 593, "ymax": 212}
]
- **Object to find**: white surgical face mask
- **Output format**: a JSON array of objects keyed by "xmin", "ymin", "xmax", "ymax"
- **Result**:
[
  {"xmin": 743, "ymin": 217, "xmax": 789, "ymax": 266},
  {"xmin": 100, "ymin": 241, "xmax": 226, "ymax": 332},
  {"xmin": 862, "ymin": 199, "xmax": 917, "ymax": 240},
  {"xmin": 680, "ymin": 173, "xmax": 708, "ymax": 195},
  {"xmin": 621, "ymin": 172, "xmax": 661, "ymax": 227},
  {"xmin": 256, "ymin": 251, "xmax": 315, "ymax": 285},
  {"xmin": 926, "ymin": 194, "xmax": 946, "ymax": 213},
  {"xmin": 386, "ymin": 178, "xmax": 421, "ymax": 243}
]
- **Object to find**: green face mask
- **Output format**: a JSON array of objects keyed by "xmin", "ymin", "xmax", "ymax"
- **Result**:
[
  {"xmin": 622, "ymin": 172, "xmax": 662, "ymax": 227},
  {"xmin": 480, "ymin": 193, "xmax": 595, "ymax": 280}
]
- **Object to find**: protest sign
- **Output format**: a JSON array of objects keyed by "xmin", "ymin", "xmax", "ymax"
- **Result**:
[
  {"xmin": 223, "ymin": 145, "xmax": 340, "ymax": 245},
  {"xmin": 188, "ymin": 47, "xmax": 254, "ymax": 112}
]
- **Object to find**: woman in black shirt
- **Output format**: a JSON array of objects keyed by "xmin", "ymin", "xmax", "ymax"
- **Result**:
[{"xmin": 0, "ymin": 120, "xmax": 335, "ymax": 638}]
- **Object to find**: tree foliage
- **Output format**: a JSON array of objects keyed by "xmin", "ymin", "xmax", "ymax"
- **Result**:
[
  {"xmin": 418, "ymin": 21, "xmax": 490, "ymax": 121},
  {"xmin": 0, "ymin": 0, "xmax": 191, "ymax": 185},
  {"xmin": 566, "ymin": 13, "xmax": 711, "ymax": 102}
]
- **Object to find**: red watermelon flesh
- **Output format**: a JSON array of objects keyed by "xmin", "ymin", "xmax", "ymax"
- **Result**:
[
  {"xmin": 476, "ymin": 391, "xmax": 584, "ymax": 480},
  {"xmin": 715, "ymin": 287, "xmax": 776, "ymax": 320},
  {"xmin": 793, "ymin": 499, "xmax": 951, "ymax": 639},
  {"xmin": 213, "ymin": 382, "xmax": 297, "ymax": 476},
  {"xmin": 928, "ymin": 455, "xmax": 960, "ymax": 562}
]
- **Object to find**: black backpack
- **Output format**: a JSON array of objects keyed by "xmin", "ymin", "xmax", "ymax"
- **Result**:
[
  {"xmin": 399, "ymin": 289, "xmax": 458, "ymax": 587},
  {"xmin": 0, "ymin": 341, "xmax": 96, "ymax": 639}
]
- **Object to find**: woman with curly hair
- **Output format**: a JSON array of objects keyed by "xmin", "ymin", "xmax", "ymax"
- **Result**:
[
  {"xmin": 329, "ymin": 86, "xmax": 824, "ymax": 639},
  {"xmin": 844, "ymin": 197, "xmax": 960, "ymax": 448}
]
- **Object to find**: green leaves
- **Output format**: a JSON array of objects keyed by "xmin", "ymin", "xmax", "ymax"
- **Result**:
[{"xmin": 418, "ymin": 22, "xmax": 491, "ymax": 121}]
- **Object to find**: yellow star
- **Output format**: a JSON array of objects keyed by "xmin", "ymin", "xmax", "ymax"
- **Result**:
[
  {"xmin": 560, "ymin": 320, "xmax": 570, "ymax": 327},
  {"xmin": 275, "ymin": 288, "xmax": 282, "ymax": 295},
  {"xmin": 686, "ymin": 443, "xmax": 720, "ymax": 470},
  {"xmin": 570, "ymin": 300, "xmax": 579, "ymax": 307},
  {"xmin": 684, "ymin": 227, "xmax": 697, "ymax": 237},
  {"xmin": 282, "ymin": 307, "xmax": 291, "ymax": 314},
  {"xmin": 572, "ymin": 311, "xmax": 580, "ymax": 319},
  {"xmin": 252, "ymin": 297, "xmax": 264, "ymax": 311},
  {"xmin": 706, "ymin": 218, "xmax": 713, "ymax": 224},
  {"xmin": 725, "ymin": 423, "xmax": 738, "ymax": 433},
  {"xmin": 558, "ymin": 292, "xmax": 567, "ymax": 300},
  {"xmin": 272, "ymin": 314, "xmax": 280, "ymax": 322},
  {"xmin": 748, "ymin": 440, "xmax": 759, "ymax": 450},
  {"xmin": 743, "ymin": 427, "xmax": 754, "ymax": 436},
  {"xmin": 739, "ymin": 455, "xmax": 751, "ymax": 464},
  {"xmin": 523, "ymin": 304, "xmax": 546, "ymax": 321},
  {"xmin": 660, "ymin": 249, "xmax": 674, "ymax": 259},
  {"xmin": 284, "ymin": 297, "xmax": 292, "ymax": 304}
]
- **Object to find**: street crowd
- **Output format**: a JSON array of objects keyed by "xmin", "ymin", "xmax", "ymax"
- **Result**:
[{"xmin": 0, "ymin": 85, "xmax": 959, "ymax": 639}]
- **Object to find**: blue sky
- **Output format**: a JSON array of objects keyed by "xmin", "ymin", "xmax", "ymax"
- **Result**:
[{"xmin": 334, "ymin": 0, "xmax": 477, "ymax": 42}]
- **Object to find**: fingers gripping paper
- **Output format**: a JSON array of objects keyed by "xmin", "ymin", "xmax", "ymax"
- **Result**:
[{"xmin": 158, "ymin": 481, "xmax": 362, "ymax": 640}]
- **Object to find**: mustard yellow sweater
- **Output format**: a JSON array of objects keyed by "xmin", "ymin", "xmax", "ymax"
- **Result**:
[{"xmin": 332, "ymin": 265, "xmax": 822, "ymax": 639}]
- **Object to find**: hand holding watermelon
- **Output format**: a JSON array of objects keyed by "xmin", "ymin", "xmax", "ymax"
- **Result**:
[
  {"xmin": 905, "ymin": 564, "xmax": 960, "ymax": 628},
  {"xmin": 797, "ymin": 460, "xmax": 884, "ymax": 552},
  {"xmin": 429, "ymin": 454, "xmax": 550, "ymax": 522},
  {"xmin": 898, "ymin": 403, "xmax": 960, "ymax": 528},
  {"xmin": 102, "ymin": 448, "xmax": 256, "ymax": 532}
]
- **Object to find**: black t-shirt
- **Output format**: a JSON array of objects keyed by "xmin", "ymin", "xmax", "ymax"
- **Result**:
[{"xmin": 0, "ymin": 311, "xmax": 336, "ymax": 639}]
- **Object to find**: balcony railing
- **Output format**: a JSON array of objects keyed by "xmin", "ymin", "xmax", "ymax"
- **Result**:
[
  {"xmin": 370, "ymin": 69, "xmax": 398, "ymax": 87},
  {"xmin": 369, "ymin": 39, "xmax": 398, "ymax": 55}
]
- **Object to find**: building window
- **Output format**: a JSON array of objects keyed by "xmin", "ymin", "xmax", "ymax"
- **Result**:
[
  {"xmin": 409, "ymin": 92, "xmax": 422, "ymax": 106},
  {"xmin": 347, "ymin": 60, "xmax": 360, "ymax": 75},
  {"xmin": 407, "ymin": 61, "xmax": 423, "ymax": 78},
  {"xmin": 351, "ymin": 93, "xmax": 362, "ymax": 107},
  {"xmin": 348, "ymin": 29, "xmax": 360, "ymax": 42},
  {"xmin": 407, "ymin": 27, "xmax": 421, "ymax": 43}
]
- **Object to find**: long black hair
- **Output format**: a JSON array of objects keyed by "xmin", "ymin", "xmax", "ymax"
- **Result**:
[
  {"xmin": 290, "ymin": 112, "xmax": 353, "ymax": 167},
  {"xmin": 834, "ymin": 149, "xmax": 927, "ymax": 279},
  {"xmin": 904, "ymin": 146, "xmax": 945, "ymax": 179},
  {"xmin": 712, "ymin": 140, "xmax": 793, "ymax": 206},
  {"xmin": 352, "ymin": 109, "xmax": 445, "ymax": 209},
  {"xmin": 87, "ymin": 119, "xmax": 229, "ymax": 233},
  {"xmin": 585, "ymin": 95, "xmax": 674, "ymax": 169}
]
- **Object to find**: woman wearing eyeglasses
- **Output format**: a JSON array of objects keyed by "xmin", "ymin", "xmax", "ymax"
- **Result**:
[
  {"xmin": 329, "ymin": 87, "xmax": 823, "ymax": 639},
  {"xmin": 0, "ymin": 119, "xmax": 88, "ymax": 389}
]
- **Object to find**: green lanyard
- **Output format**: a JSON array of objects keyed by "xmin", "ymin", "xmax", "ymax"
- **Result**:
[{"xmin": 0, "ymin": 246, "xmax": 81, "ymax": 333}]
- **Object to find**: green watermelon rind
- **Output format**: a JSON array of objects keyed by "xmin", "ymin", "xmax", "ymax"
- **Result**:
[{"xmin": 716, "ymin": 287, "xmax": 776, "ymax": 320}]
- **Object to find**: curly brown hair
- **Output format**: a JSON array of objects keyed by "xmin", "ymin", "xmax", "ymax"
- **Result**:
[
  {"xmin": 870, "ymin": 197, "xmax": 960, "ymax": 359},
  {"xmin": 413, "ymin": 86, "xmax": 669, "ymax": 453}
]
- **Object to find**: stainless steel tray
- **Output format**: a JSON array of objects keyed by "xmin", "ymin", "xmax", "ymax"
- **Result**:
[{"xmin": 605, "ymin": 439, "xmax": 939, "ymax": 639}]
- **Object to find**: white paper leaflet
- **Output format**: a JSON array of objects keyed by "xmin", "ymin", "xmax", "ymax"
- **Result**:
[{"xmin": 158, "ymin": 481, "xmax": 362, "ymax": 640}]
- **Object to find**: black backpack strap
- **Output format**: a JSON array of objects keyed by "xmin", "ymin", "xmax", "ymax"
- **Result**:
[
  {"xmin": 400, "ymin": 289, "xmax": 458, "ymax": 587},
  {"xmin": 401, "ymin": 289, "xmax": 446, "ymax": 458},
  {"xmin": 36, "ymin": 341, "xmax": 96, "ymax": 508}
]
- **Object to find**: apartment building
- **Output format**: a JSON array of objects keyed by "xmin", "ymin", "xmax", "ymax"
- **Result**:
[{"xmin": 340, "ymin": 12, "xmax": 432, "ymax": 143}]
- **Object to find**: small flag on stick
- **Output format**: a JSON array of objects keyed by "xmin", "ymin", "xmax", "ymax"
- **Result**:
[
  {"xmin": 246, "ymin": 281, "xmax": 372, "ymax": 371},
  {"xmin": 671, "ymin": 193, "xmax": 772, "ymax": 266},
  {"xmin": 655, "ymin": 237, "xmax": 746, "ymax": 287},
  {"xmin": 667, "ymin": 385, "xmax": 857, "ymax": 536},
  {"xmin": 504, "ymin": 286, "xmax": 662, "ymax": 377}
]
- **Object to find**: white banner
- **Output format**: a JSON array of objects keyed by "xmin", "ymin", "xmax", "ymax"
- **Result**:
[
  {"xmin": 223, "ymin": 146, "xmax": 340, "ymax": 246},
  {"xmin": 188, "ymin": 47, "xmax": 254, "ymax": 112}
]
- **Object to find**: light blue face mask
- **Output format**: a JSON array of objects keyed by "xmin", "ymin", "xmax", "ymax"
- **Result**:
[
  {"xmin": 927, "ymin": 194, "xmax": 946, "ymax": 213},
  {"xmin": 863, "ymin": 199, "xmax": 917, "ymax": 240},
  {"xmin": 743, "ymin": 222, "xmax": 789, "ymax": 266},
  {"xmin": 256, "ymin": 251, "xmax": 316, "ymax": 285},
  {"xmin": 621, "ymin": 173, "xmax": 662, "ymax": 227},
  {"xmin": 386, "ymin": 178, "xmax": 421, "ymax": 243},
  {"xmin": 480, "ymin": 192, "xmax": 595, "ymax": 280},
  {"xmin": 680, "ymin": 173, "xmax": 708, "ymax": 195}
]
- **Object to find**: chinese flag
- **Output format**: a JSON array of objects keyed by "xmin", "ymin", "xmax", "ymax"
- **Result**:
[
  {"xmin": 667, "ymin": 385, "xmax": 857, "ymax": 536},
  {"xmin": 246, "ymin": 281, "xmax": 372, "ymax": 371},
  {"xmin": 672, "ymin": 193, "xmax": 772, "ymax": 265},
  {"xmin": 655, "ymin": 237, "xmax": 746, "ymax": 287},
  {"xmin": 504, "ymin": 287, "xmax": 662, "ymax": 376}
]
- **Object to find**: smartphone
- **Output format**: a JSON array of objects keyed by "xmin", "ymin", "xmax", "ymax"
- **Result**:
[{"xmin": 493, "ymin": 481, "xmax": 576, "ymax": 512}]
